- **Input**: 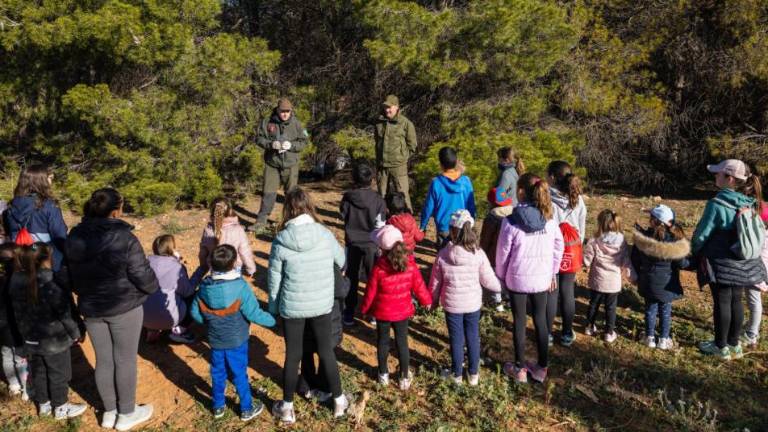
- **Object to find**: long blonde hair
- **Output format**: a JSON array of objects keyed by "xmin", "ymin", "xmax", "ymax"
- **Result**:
[{"xmin": 210, "ymin": 198, "xmax": 236, "ymax": 243}]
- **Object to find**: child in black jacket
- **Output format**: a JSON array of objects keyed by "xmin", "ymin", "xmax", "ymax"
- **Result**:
[
  {"xmin": 0, "ymin": 242, "xmax": 29, "ymax": 401},
  {"xmin": 8, "ymin": 243, "xmax": 87, "ymax": 419}
]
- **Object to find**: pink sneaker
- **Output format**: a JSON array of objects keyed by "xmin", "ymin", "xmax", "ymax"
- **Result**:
[
  {"xmin": 526, "ymin": 363, "xmax": 548, "ymax": 383},
  {"xmin": 503, "ymin": 362, "xmax": 527, "ymax": 383}
]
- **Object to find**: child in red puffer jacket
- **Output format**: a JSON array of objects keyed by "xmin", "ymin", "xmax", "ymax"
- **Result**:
[
  {"xmin": 360, "ymin": 225, "xmax": 431, "ymax": 391},
  {"xmin": 386, "ymin": 192, "xmax": 423, "ymax": 253}
]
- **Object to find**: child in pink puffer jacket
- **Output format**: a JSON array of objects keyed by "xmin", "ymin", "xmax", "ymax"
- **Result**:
[
  {"xmin": 199, "ymin": 198, "xmax": 256, "ymax": 276},
  {"xmin": 583, "ymin": 210, "xmax": 632, "ymax": 344},
  {"xmin": 495, "ymin": 173, "xmax": 564, "ymax": 384},
  {"xmin": 744, "ymin": 203, "xmax": 768, "ymax": 347},
  {"xmin": 429, "ymin": 210, "xmax": 501, "ymax": 386}
]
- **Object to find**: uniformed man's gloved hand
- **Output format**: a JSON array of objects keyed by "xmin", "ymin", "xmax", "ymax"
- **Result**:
[
  {"xmin": 281, "ymin": 141, "xmax": 292, "ymax": 151},
  {"xmin": 272, "ymin": 140, "xmax": 282, "ymax": 150}
]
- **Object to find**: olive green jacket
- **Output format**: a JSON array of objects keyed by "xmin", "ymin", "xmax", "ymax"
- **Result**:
[
  {"xmin": 374, "ymin": 113, "xmax": 417, "ymax": 168},
  {"xmin": 257, "ymin": 111, "xmax": 308, "ymax": 169}
]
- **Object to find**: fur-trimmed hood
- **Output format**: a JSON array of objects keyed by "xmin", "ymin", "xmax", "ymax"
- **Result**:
[{"xmin": 632, "ymin": 229, "xmax": 690, "ymax": 261}]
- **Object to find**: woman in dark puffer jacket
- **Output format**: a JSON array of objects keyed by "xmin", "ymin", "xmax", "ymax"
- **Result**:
[{"xmin": 66, "ymin": 188, "xmax": 159, "ymax": 431}]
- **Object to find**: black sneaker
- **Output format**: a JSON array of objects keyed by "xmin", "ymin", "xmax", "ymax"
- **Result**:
[
  {"xmin": 240, "ymin": 401, "xmax": 263, "ymax": 421},
  {"xmin": 213, "ymin": 407, "xmax": 225, "ymax": 419},
  {"xmin": 342, "ymin": 309, "xmax": 355, "ymax": 326}
]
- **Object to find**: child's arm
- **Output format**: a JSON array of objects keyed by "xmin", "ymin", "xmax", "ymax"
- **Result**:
[
  {"xmin": 239, "ymin": 281, "xmax": 276, "ymax": 328},
  {"xmin": 466, "ymin": 180, "xmax": 477, "ymax": 218},
  {"xmin": 126, "ymin": 235, "xmax": 159, "ymax": 295},
  {"xmin": 428, "ymin": 258, "xmax": 443, "ymax": 306},
  {"xmin": 189, "ymin": 294, "xmax": 203, "ymax": 324},
  {"xmin": 411, "ymin": 265, "xmax": 432, "ymax": 308},
  {"xmin": 176, "ymin": 264, "xmax": 196, "ymax": 299},
  {"xmin": 331, "ymin": 232, "xmax": 346, "ymax": 269},
  {"xmin": 340, "ymin": 195, "xmax": 349, "ymax": 222},
  {"xmin": 419, "ymin": 181, "xmax": 436, "ymax": 231},
  {"xmin": 267, "ymin": 244, "xmax": 283, "ymax": 316},
  {"xmin": 478, "ymin": 250, "xmax": 502, "ymax": 293},
  {"xmin": 46, "ymin": 203, "xmax": 69, "ymax": 261},
  {"xmin": 495, "ymin": 219, "xmax": 514, "ymax": 279},
  {"xmin": 237, "ymin": 229, "xmax": 257, "ymax": 276},
  {"xmin": 690, "ymin": 200, "xmax": 717, "ymax": 254},
  {"xmin": 583, "ymin": 238, "xmax": 596, "ymax": 268},
  {"xmin": 578, "ymin": 203, "xmax": 587, "ymax": 243},
  {"xmin": 552, "ymin": 222, "xmax": 565, "ymax": 275},
  {"xmin": 198, "ymin": 229, "xmax": 213, "ymax": 273},
  {"xmin": 48, "ymin": 283, "xmax": 82, "ymax": 342},
  {"xmin": 359, "ymin": 266, "xmax": 379, "ymax": 316},
  {"xmin": 413, "ymin": 217, "xmax": 425, "ymax": 243}
]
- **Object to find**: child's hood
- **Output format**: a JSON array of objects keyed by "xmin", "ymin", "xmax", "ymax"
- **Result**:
[
  {"xmin": 549, "ymin": 186, "xmax": 571, "ymax": 211},
  {"xmin": 343, "ymin": 188, "xmax": 380, "ymax": 209},
  {"xmin": 148, "ymin": 255, "xmax": 181, "ymax": 282},
  {"xmin": 436, "ymin": 173, "xmax": 470, "ymax": 194},
  {"xmin": 508, "ymin": 203, "xmax": 547, "ymax": 233},
  {"xmin": 632, "ymin": 228, "xmax": 690, "ymax": 260},
  {"xmin": 197, "ymin": 277, "xmax": 245, "ymax": 309},
  {"xmin": 6, "ymin": 195, "xmax": 54, "ymax": 225},
  {"xmin": 274, "ymin": 214, "xmax": 326, "ymax": 252},
  {"xmin": 388, "ymin": 213, "xmax": 417, "ymax": 230},
  {"xmin": 441, "ymin": 243, "xmax": 480, "ymax": 267},
  {"xmin": 595, "ymin": 232, "xmax": 625, "ymax": 254}
]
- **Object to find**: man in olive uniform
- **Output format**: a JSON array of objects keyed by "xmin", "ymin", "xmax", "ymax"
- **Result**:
[
  {"xmin": 374, "ymin": 95, "xmax": 417, "ymax": 211},
  {"xmin": 248, "ymin": 98, "xmax": 308, "ymax": 231}
]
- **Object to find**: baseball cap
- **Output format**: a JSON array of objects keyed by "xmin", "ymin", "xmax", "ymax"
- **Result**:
[
  {"xmin": 449, "ymin": 209, "xmax": 475, "ymax": 229},
  {"xmin": 382, "ymin": 95, "xmax": 399, "ymax": 107},
  {"xmin": 707, "ymin": 159, "xmax": 748, "ymax": 181},
  {"xmin": 371, "ymin": 225, "xmax": 403, "ymax": 251},
  {"xmin": 648, "ymin": 204, "xmax": 675, "ymax": 226}
]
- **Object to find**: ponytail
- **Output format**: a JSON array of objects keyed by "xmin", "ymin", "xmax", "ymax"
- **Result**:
[
  {"xmin": 547, "ymin": 160, "xmax": 581, "ymax": 209},
  {"xmin": 736, "ymin": 174, "xmax": 763, "ymax": 209},
  {"xmin": 518, "ymin": 173, "xmax": 553, "ymax": 220},
  {"xmin": 450, "ymin": 222, "xmax": 478, "ymax": 253},
  {"xmin": 515, "ymin": 157, "xmax": 526, "ymax": 175},
  {"xmin": 650, "ymin": 218, "xmax": 685, "ymax": 241},
  {"xmin": 386, "ymin": 241, "xmax": 408, "ymax": 273},
  {"xmin": 13, "ymin": 243, "xmax": 52, "ymax": 305},
  {"xmin": 210, "ymin": 197, "xmax": 235, "ymax": 244}
]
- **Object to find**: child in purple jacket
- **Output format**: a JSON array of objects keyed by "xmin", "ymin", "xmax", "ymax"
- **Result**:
[{"xmin": 495, "ymin": 173, "xmax": 564, "ymax": 384}]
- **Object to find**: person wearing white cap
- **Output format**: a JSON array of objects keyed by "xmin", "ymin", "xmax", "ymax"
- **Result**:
[
  {"xmin": 629, "ymin": 204, "xmax": 690, "ymax": 350},
  {"xmin": 692, "ymin": 159, "xmax": 767, "ymax": 360},
  {"xmin": 428, "ymin": 210, "xmax": 501, "ymax": 386}
]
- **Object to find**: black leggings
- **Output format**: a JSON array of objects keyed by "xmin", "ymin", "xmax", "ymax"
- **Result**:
[
  {"xmin": 547, "ymin": 273, "xmax": 576, "ymax": 337},
  {"xmin": 282, "ymin": 313, "xmax": 341, "ymax": 402},
  {"xmin": 345, "ymin": 244, "xmax": 377, "ymax": 313},
  {"xmin": 586, "ymin": 291, "xmax": 618, "ymax": 333},
  {"xmin": 376, "ymin": 319, "xmax": 409, "ymax": 375},
  {"xmin": 510, "ymin": 291, "xmax": 549, "ymax": 368},
  {"xmin": 711, "ymin": 284, "xmax": 745, "ymax": 348}
]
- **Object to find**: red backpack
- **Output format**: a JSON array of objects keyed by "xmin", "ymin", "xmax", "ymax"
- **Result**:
[
  {"xmin": 14, "ymin": 226, "xmax": 34, "ymax": 246},
  {"xmin": 558, "ymin": 222, "xmax": 582, "ymax": 274}
]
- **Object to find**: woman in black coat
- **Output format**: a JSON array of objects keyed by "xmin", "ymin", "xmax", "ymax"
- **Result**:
[{"xmin": 66, "ymin": 188, "xmax": 158, "ymax": 430}]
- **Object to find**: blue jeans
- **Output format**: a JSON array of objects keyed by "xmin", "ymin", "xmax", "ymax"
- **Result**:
[
  {"xmin": 445, "ymin": 310, "xmax": 481, "ymax": 377},
  {"xmin": 211, "ymin": 340, "xmax": 252, "ymax": 411},
  {"xmin": 645, "ymin": 300, "xmax": 672, "ymax": 339}
]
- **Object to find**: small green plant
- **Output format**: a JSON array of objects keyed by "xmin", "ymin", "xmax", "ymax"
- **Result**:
[
  {"xmin": 159, "ymin": 218, "xmax": 190, "ymax": 235},
  {"xmin": 657, "ymin": 388, "xmax": 719, "ymax": 432}
]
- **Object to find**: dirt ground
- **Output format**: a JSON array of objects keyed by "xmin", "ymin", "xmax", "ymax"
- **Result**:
[{"xmin": 1, "ymin": 179, "xmax": 764, "ymax": 431}]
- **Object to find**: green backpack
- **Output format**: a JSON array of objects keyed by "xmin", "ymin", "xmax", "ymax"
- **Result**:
[{"xmin": 712, "ymin": 198, "xmax": 766, "ymax": 260}]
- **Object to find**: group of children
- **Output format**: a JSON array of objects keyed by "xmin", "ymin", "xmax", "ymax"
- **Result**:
[{"xmin": 0, "ymin": 151, "xmax": 765, "ymax": 427}]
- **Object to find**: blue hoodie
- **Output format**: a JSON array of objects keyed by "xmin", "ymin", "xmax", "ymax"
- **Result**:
[
  {"xmin": 3, "ymin": 195, "xmax": 68, "ymax": 271},
  {"xmin": 190, "ymin": 272, "xmax": 275, "ymax": 350},
  {"xmin": 420, "ymin": 174, "xmax": 476, "ymax": 233}
]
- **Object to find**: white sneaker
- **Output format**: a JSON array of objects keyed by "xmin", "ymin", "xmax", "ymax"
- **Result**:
[
  {"xmin": 399, "ymin": 371, "xmax": 413, "ymax": 391},
  {"xmin": 468, "ymin": 374, "xmax": 479, "ymax": 386},
  {"xmin": 378, "ymin": 373, "xmax": 390, "ymax": 385},
  {"xmin": 271, "ymin": 401, "xmax": 296, "ymax": 424},
  {"xmin": 451, "ymin": 375, "xmax": 463, "ymax": 385},
  {"xmin": 8, "ymin": 383, "xmax": 22, "ymax": 396},
  {"xmin": 101, "ymin": 409, "xmax": 118, "ymax": 428},
  {"xmin": 114, "ymin": 404, "xmax": 153, "ymax": 431},
  {"xmin": 604, "ymin": 332, "xmax": 617, "ymax": 343},
  {"xmin": 658, "ymin": 337, "xmax": 674, "ymax": 350},
  {"xmin": 585, "ymin": 324, "xmax": 597, "ymax": 336},
  {"xmin": 39, "ymin": 401, "xmax": 52, "ymax": 417},
  {"xmin": 54, "ymin": 402, "xmax": 87, "ymax": 420},
  {"xmin": 333, "ymin": 394, "xmax": 349, "ymax": 418},
  {"xmin": 494, "ymin": 303, "xmax": 505, "ymax": 312},
  {"xmin": 645, "ymin": 336, "xmax": 656, "ymax": 348}
]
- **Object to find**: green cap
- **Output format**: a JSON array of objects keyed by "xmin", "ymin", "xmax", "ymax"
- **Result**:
[
  {"xmin": 277, "ymin": 98, "xmax": 293, "ymax": 111},
  {"xmin": 382, "ymin": 95, "xmax": 399, "ymax": 107}
]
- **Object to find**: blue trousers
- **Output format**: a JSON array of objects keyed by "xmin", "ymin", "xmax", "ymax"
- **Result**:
[
  {"xmin": 445, "ymin": 310, "xmax": 481, "ymax": 377},
  {"xmin": 210, "ymin": 340, "xmax": 252, "ymax": 412},
  {"xmin": 645, "ymin": 300, "xmax": 672, "ymax": 339}
]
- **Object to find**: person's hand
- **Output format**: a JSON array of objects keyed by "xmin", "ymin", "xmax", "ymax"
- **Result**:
[
  {"xmin": 549, "ymin": 277, "xmax": 557, "ymax": 292},
  {"xmin": 282, "ymin": 141, "xmax": 292, "ymax": 151},
  {"xmin": 272, "ymin": 140, "xmax": 282, "ymax": 150}
]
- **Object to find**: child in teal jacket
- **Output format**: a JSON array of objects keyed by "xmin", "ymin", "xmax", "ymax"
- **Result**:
[{"xmin": 190, "ymin": 245, "xmax": 275, "ymax": 421}]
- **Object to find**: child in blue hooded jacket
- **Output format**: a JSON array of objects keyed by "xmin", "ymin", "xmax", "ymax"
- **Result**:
[
  {"xmin": 420, "ymin": 147, "xmax": 476, "ymax": 249},
  {"xmin": 190, "ymin": 244, "xmax": 275, "ymax": 421}
]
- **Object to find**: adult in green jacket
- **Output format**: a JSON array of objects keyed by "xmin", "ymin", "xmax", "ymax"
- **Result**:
[
  {"xmin": 249, "ymin": 98, "xmax": 308, "ymax": 231},
  {"xmin": 267, "ymin": 187, "xmax": 348, "ymax": 424},
  {"xmin": 692, "ymin": 159, "xmax": 767, "ymax": 360},
  {"xmin": 374, "ymin": 95, "xmax": 417, "ymax": 211}
]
